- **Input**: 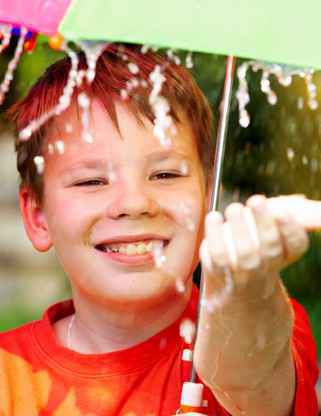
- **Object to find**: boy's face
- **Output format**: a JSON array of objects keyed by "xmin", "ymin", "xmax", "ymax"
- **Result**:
[{"xmin": 23, "ymin": 99, "xmax": 209, "ymax": 309}]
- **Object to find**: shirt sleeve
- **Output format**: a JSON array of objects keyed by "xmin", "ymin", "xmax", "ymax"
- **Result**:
[{"xmin": 291, "ymin": 299, "xmax": 319, "ymax": 416}]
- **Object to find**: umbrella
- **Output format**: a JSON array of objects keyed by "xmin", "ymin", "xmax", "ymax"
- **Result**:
[
  {"xmin": 1, "ymin": 0, "xmax": 321, "ymax": 68},
  {"xmin": 1, "ymin": 0, "xmax": 321, "ymax": 411}
]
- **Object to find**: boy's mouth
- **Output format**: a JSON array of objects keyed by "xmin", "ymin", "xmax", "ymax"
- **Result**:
[{"xmin": 95, "ymin": 238, "xmax": 170, "ymax": 257}]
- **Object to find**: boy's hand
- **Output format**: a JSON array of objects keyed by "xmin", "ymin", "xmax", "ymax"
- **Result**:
[
  {"xmin": 195, "ymin": 194, "xmax": 319, "ymax": 415},
  {"xmin": 200, "ymin": 194, "xmax": 310, "ymax": 296}
]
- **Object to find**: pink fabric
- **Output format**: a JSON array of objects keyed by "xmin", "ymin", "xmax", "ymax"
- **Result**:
[{"xmin": 0, "ymin": 0, "xmax": 71, "ymax": 35}]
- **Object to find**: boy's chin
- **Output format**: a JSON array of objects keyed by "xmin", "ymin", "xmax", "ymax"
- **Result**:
[{"xmin": 84, "ymin": 280, "xmax": 190, "ymax": 311}]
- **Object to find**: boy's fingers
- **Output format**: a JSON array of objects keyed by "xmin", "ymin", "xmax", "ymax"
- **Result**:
[
  {"xmin": 247, "ymin": 195, "xmax": 284, "ymax": 271},
  {"xmin": 276, "ymin": 214, "xmax": 309, "ymax": 264},
  {"xmin": 224, "ymin": 203, "xmax": 260, "ymax": 271},
  {"xmin": 204, "ymin": 211, "xmax": 230, "ymax": 274},
  {"xmin": 268, "ymin": 195, "xmax": 321, "ymax": 231}
]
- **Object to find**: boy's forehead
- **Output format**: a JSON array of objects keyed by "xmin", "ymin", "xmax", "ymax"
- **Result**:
[{"xmin": 45, "ymin": 97, "xmax": 199, "ymax": 161}]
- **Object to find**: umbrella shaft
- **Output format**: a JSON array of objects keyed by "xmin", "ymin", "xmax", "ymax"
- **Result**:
[
  {"xmin": 190, "ymin": 56, "xmax": 236, "ymax": 388},
  {"xmin": 210, "ymin": 55, "xmax": 236, "ymax": 212}
]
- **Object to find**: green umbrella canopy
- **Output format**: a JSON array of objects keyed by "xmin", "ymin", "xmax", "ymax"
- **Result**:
[{"xmin": 60, "ymin": 0, "xmax": 321, "ymax": 69}]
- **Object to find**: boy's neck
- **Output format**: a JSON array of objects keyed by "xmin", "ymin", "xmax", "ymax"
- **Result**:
[{"xmin": 55, "ymin": 281, "xmax": 193, "ymax": 354}]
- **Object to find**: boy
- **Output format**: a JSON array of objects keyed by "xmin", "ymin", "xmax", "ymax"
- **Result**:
[{"xmin": 0, "ymin": 44, "xmax": 318, "ymax": 415}]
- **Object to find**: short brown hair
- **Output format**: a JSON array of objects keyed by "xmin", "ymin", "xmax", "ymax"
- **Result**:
[{"xmin": 8, "ymin": 44, "xmax": 214, "ymax": 203}]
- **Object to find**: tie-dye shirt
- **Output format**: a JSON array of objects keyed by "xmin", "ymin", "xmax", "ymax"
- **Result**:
[{"xmin": 0, "ymin": 289, "xmax": 319, "ymax": 416}]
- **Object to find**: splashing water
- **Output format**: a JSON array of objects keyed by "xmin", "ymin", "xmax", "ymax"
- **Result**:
[
  {"xmin": 260, "ymin": 70, "xmax": 277, "ymax": 105},
  {"xmin": 77, "ymin": 40, "xmax": 106, "ymax": 84},
  {"xmin": 55, "ymin": 140, "xmax": 65, "ymax": 155},
  {"xmin": 166, "ymin": 49, "xmax": 181, "ymax": 65},
  {"xmin": 0, "ymin": 24, "xmax": 11, "ymax": 53},
  {"xmin": 19, "ymin": 43, "xmax": 79, "ymax": 141},
  {"xmin": 106, "ymin": 161, "xmax": 117, "ymax": 183},
  {"xmin": 140, "ymin": 44, "xmax": 150, "ymax": 54},
  {"xmin": 236, "ymin": 61, "xmax": 318, "ymax": 127},
  {"xmin": 302, "ymin": 155, "xmax": 308, "ymax": 165},
  {"xmin": 179, "ymin": 160, "xmax": 190, "ymax": 176},
  {"xmin": 47, "ymin": 143, "xmax": 54, "ymax": 155},
  {"xmin": 185, "ymin": 52, "xmax": 194, "ymax": 69},
  {"xmin": 149, "ymin": 65, "xmax": 173, "ymax": 148},
  {"xmin": 287, "ymin": 147, "xmax": 295, "ymax": 161},
  {"xmin": 236, "ymin": 62, "xmax": 251, "ymax": 128},
  {"xmin": 128, "ymin": 62, "xmax": 139, "ymax": 75},
  {"xmin": 152, "ymin": 242, "xmax": 166, "ymax": 268},
  {"xmin": 179, "ymin": 318, "xmax": 196, "ymax": 344},
  {"xmin": 297, "ymin": 97, "xmax": 304, "ymax": 110},
  {"xmin": 33, "ymin": 155, "xmax": 45, "ymax": 174},
  {"xmin": 0, "ymin": 27, "xmax": 27, "ymax": 105},
  {"xmin": 78, "ymin": 92, "xmax": 93, "ymax": 143},
  {"xmin": 175, "ymin": 278, "xmax": 186, "ymax": 294}
]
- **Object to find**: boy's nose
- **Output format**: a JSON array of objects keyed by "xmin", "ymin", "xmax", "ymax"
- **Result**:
[{"xmin": 106, "ymin": 186, "xmax": 160, "ymax": 219}]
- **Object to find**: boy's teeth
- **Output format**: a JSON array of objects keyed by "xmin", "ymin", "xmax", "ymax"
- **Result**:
[{"xmin": 105, "ymin": 240, "xmax": 158, "ymax": 256}]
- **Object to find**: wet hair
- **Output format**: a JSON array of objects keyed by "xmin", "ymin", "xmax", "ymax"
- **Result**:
[{"xmin": 8, "ymin": 43, "xmax": 214, "ymax": 204}]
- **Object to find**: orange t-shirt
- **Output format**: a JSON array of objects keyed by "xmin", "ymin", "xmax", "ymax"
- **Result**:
[{"xmin": 0, "ymin": 288, "xmax": 319, "ymax": 416}]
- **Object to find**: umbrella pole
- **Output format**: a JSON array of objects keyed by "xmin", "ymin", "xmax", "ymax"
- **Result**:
[{"xmin": 190, "ymin": 55, "xmax": 236, "ymax": 384}]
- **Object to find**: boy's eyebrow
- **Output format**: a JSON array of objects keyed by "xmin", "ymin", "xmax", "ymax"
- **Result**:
[
  {"xmin": 60, "ymin": 159, "xmax": 108, "ymax": 175},
  {"xmin": 146, "ymin": 150, "xmax": 191, "ymax": 162}
]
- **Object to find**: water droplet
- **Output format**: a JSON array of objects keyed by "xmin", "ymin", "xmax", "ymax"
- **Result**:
[
  {"xmin": 152, "ymin": 243, "xmax": 166, "ymax": 268},
  {"xmin": 267, "ymin": 92, "xmax": 277, "ymax": 105},
  {"xmin": 179, "ymin": 319, "xmax": 195, "ymax": 344},
  {"xmin": 185, "ymin": 52, "xmax": 193, "ymax": 69},
  {"xmin": 55, "ymin": 140, "xmax": 65, "ymax": 154},
  {"xmin": 120, "ymin": 89, "xmax": 128, "ymax": 100},
  {"xmin": 239, "ymin": 113, "xmax": 250, "ymax": 128},
  {"xmin": 78, "ymin": 92, "xmax": 90, "ymax": 109},
  {"xmin": 297, "ymin": 97, "xmax": 304, "ymax": 110},
  {"xmin": 308, "ymin": 99, "xmax": 318, "ymax": 110},
  {"xmin": 179, "ymin": 160, "xmax": 190, "ymax": 175},
  {"xmin": 302, "ymin": 155, "xmax": 308, "ymax": 165},
  {"xmin": 287, "ymin": 147, "xmax": 295, "ymax": 161},
  {"xmin": 82, "ymin": 132, "xmax": 94, "ymax": 143},
  {"xmin": 48, "ymin": 143, "xmax": 54, "ymax": 154},
  {"xmin": 175, "ymin": 278, "xmax": 186, "ymax": 293},
  {"xmin": 34, "ymin": 155, "xmax": 45, "ymax": 174},
  {"xmin": 128, "ymin": 62, "xmax": 139, "ymax": 74},
  {"xmin": 141, "ymin": 44, "xmax": 150, "ymax": 54},
  {"xmin": 106, "ymin": 161, "xmax": 117, "ymax": 182},
  {"xmin": 19, "ymin": 127, "xmax": 32, "ymax": 141},
  {"xmin": 0, "ymin": 27, "xmax": 27, "ymax": 105}
]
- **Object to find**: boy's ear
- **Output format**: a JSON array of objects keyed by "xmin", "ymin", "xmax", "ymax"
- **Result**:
[{"xmin": 19, "ymin": 187, "xmax": 52, "ymax": 252}]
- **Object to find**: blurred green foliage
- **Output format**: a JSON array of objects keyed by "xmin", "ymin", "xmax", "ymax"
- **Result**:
[{"xmin": 0, "ymin": 43, "xmax": 320, "ymax": 355}]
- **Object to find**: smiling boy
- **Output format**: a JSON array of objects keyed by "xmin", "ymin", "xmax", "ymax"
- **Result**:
[{"xmin": 0, "ymin": 45, "xmax": 319, "ymax": 415}]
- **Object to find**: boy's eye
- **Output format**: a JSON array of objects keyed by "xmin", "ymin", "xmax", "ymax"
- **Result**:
[
  {"xmin": 150, "ymin": 172, "xmax": 182, "ymax": 180},
  {"xmin": 74, "ymin": 179, "xmax": 106, "ymax": 186}
]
